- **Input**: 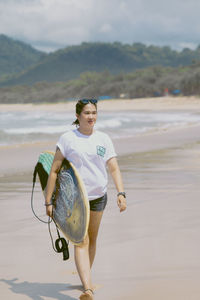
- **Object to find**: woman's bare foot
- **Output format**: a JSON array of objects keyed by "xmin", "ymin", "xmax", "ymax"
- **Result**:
[{"xmin": 79, "ymin": 288, "xmax": 94, "ymax": 300}]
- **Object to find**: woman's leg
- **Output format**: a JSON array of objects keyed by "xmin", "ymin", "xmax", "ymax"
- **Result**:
[
  {"xmin": 74, "ymin": 210, "xmax": 104, "ymax": 283},
  {"xmin": 74, "ymin": 235, "xmax": 93, "ymax": 291},
  {"xmin": 88, "ymin": 210, "xmax": 104, "ymax": 267},
  {"xmin": 74, "ymin": 209, "xmax": 104, "ymax": 299}
]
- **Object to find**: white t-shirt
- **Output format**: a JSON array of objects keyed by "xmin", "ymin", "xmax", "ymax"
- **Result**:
[{"xmin": 56, "ymin": 129, "xmax": 117, "ymax": 200}]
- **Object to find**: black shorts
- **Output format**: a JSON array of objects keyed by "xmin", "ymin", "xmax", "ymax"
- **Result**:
[{"xmin": 89, "ymin": 193, "xmax": 107, "ymax": 212}]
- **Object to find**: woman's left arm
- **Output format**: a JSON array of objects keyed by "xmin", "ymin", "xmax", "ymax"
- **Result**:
[{"xmin": 107, "ymin": 157, "xmax": 127, "ymax": 212}]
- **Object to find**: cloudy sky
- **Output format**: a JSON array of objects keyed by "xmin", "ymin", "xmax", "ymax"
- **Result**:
[{"xmin": 0, "ymin": 0, "xmax": 199, "ymax": 52}]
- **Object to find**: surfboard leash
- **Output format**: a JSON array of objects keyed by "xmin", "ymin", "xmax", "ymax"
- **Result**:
[
  {"xmin": 31, "ymin": 165, "xmax": 69, "ymax": 261},
  {"xmin": 31, "ymin": 167, "xmax": 52, "ymax": 224},
  {"xmin": 48, "ymin": 219, "xmax": 69, "ymax": 261}
]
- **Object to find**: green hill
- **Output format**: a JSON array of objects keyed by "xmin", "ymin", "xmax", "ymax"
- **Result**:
[
  {"xmin": 0, "ymin": 34, "xmax": 45, "ymax": 80},
  {"xmin": 1, "ymin": 41, "xmax": 200, "ymax": 87}
]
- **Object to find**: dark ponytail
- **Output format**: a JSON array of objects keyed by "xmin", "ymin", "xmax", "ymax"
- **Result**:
[{"xmin": 72, "ymin": 118, "xmax": 80, "ymax": 126}]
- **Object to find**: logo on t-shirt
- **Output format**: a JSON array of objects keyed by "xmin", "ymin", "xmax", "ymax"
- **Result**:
[{"xmin": 97, "ymin": 145, "xmax": 106, "ymax": 157}]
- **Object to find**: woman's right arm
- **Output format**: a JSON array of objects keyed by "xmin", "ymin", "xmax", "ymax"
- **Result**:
[{"xmin": 45, "ymin": 149, "xmax": 64, "ymax": 217}]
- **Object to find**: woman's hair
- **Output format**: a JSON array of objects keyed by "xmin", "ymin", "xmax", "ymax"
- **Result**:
[{"xmin": 72, "ymin": 98, "xmax": 98, "ymax": 127}]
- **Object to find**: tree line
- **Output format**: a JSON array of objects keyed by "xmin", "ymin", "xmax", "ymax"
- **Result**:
[{"xmin": 1, "ymin": 62, "xmax": 200, "ymax": 103}]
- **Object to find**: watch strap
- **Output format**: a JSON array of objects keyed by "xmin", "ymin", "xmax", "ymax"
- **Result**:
[{"xmin": 117, "ymin": 192, "xmax": 126, "ymax": 198}]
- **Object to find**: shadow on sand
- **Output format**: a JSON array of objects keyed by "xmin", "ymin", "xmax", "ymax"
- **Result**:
[{"xmin": 0, "ymin": 278, "xmax": 81, "ymax": 300}]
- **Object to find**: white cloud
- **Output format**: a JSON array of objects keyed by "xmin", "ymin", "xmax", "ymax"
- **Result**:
[
  {"xmin": 99, "ymin": 24, "xmax": 112, "ymax": 34},
  {"xmin": 0, "ymin": 0, "xmax": 200, "ymax": 52}
]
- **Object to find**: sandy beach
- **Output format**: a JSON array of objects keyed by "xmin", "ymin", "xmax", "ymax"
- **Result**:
[
  {"xmin": 0, "ymin": 95, "xmax": 200, "ymax": 112},
  {"xmin": 0, "ymin": 96, "xmax": 200, "ymax": 299}
]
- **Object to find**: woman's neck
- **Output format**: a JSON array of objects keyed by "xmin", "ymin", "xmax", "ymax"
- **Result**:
[{"xmin": 77, "ymin": 127, "xmax": 94, "ymax": 136}]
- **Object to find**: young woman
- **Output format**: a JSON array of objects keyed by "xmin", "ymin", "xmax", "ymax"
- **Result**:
[{"xmin": 45, "ymin": 99, "xmax": 126, "ymax": 300}]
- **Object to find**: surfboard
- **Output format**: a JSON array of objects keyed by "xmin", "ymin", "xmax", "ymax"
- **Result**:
[{"xmin": 36, "ymin": 151, "xmax": 90, "ymax": 245}]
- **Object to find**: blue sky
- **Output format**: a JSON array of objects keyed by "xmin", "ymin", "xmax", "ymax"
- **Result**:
[{"xmin": 0, "ymin": 0, "xmax": 199, "ymax": 52}]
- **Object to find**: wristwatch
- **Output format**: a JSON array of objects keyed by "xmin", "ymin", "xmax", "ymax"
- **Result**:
[{"xmin": 117, "ymin": 192, "xmax": 126, "ymax": 198}]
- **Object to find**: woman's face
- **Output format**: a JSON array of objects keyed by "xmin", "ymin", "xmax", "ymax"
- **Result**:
[{"xmin": 76, "ymin": 103, "xmax": 97, "ymax": 129}]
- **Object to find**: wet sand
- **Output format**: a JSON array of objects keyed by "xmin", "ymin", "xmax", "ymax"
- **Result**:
[{"xmin": 1, "ymin": 98, "xmax": 200, "ymax": 299}]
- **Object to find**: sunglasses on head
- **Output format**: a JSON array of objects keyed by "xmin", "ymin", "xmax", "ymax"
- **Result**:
[{"xmin": 79, "ymin": 98, "xmax": 98, "ymax": 104}]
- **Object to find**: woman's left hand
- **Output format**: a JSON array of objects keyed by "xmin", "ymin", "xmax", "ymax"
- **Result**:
[{"xmin": 117, "ymin": 195, "xmax": 127, "ymax": 212}]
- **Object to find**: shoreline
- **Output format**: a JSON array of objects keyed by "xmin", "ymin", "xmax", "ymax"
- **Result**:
[
  {"xmin": 1, "ymin": 96, "xmax": 200, "ymax": 112},
  {"xmin": 0, "ymin": 122, "xmax": 200, "ymax": 178}
]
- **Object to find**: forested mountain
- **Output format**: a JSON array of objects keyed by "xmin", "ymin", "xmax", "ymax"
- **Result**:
[
  {"xmin": 0, "ymin": 35, "xmax": 45, "ymax": 80},
  {"xmin": 1, "ymin": 39, "xmax": 200, "ymax": 87}
]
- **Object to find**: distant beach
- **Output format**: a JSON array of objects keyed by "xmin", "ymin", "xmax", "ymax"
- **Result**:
[
  {"xmin": 1, "ymin": 95, "xmax": 200, "ymax": 112},
  {"xmin": 0, "ymin": 96, "xmax": 200, "ymax": 299}
]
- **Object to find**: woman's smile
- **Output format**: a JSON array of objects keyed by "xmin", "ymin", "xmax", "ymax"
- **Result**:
[{"xmin": 88, "ymin": 119, "xmax": 95, "ymax": 125}]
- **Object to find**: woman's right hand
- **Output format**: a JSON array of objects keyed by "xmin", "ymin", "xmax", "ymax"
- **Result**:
[{"xmin": 46, "ymin": 204, "xmax": 53, "ymax": 217}]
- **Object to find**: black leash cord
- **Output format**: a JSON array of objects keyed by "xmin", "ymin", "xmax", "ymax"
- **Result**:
[
  {"xmin": 48, "ymin": 217, "xmax": 59, "ymax": 253},
  {"xmin": 31, "ymin": 168, "xmax": 52, "ymax": 224},
  {"xmin": 48, "ymin": 218, "xmax": 69, "ymax": 260}
]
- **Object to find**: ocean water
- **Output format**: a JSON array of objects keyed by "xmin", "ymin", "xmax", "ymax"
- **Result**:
[{"xmin": 1, "ymin": 110, "xmax": 200, "ymax": 146}]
